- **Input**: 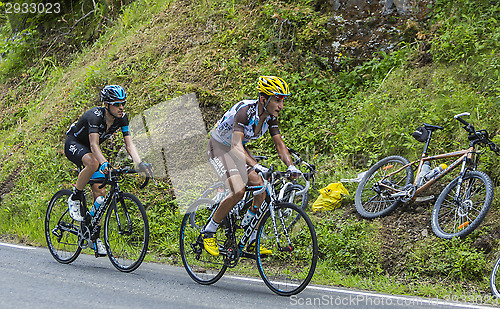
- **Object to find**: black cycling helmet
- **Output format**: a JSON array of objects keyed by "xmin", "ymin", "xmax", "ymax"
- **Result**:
[{"xmin": 100, "ymin": 85, "xmax": 127, "ymax": 103}]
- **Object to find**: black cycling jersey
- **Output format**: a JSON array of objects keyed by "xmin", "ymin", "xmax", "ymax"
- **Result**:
[{"xmin": 66, "ymin": 106, "xmax": 130, "ymax": 146}]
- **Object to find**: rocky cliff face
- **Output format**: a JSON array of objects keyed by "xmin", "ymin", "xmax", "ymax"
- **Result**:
[{"xmin": 318, "ymin": 0, "xmax": 433, "ymax": 66}]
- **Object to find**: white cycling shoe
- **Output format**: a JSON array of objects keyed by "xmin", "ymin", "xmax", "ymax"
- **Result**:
[
  {"xmin": 92, "ymin": 238, "xmax": 107, "ymax": 257},
  {"xmin": 67, "ymin": 196, "xmax": 84, "ymax": 222}
]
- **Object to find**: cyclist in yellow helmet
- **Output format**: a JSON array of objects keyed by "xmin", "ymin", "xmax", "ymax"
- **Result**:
[{"xmin": 204, "ymin": 76, "xmax": 302, "ymax": 256}]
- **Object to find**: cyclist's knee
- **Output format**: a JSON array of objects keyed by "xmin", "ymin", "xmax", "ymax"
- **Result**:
[
  {"xmin": 82, "ymin": 153, "xmax": 99, "ymax": 170},
  {"xmin": 232, "ymin": 187, "xmax": 245, "ymax": 200}
]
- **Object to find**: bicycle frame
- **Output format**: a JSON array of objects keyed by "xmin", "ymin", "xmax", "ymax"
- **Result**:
[
  {"xmin": 379, "ymin": 146, "xmax": 474, "ymax": 202},
  {"xmin": 80, "ymin": 171, "xmax": 133, "ymax": 248},
  {"xmin": 203, "ymin": 172, "xmax": 293, "ymax": 261}
]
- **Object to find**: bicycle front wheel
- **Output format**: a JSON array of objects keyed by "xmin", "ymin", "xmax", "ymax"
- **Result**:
[
  {"xmin": 355, "ymin": 156, "xmax": 413, "ymax": 219},
  {"xmin": 45, "ymin": 189, "xmax": 82, "ymax": 264},
  {"xmin": 491, "ymin": 256, "xmax": 500, "ymax": 298},
  {"xmin": 431, "ymin": 170, "xmax": 493, "ymax": 239},
  {"xmin": 104, "ymin": 193, "xmax": 149, "ymax": 272},
  {"xmin": 256, "ymin": 202, "xmax": 318, "ymax": 296},
  {"xmin": 180, "ymin": 198, "xmax": 227, "ymax": 285}
]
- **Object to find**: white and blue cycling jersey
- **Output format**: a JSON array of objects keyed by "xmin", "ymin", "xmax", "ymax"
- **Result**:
[{"xmin": 210, "ymin": 100, "xmax": 280, "ymax": 145}]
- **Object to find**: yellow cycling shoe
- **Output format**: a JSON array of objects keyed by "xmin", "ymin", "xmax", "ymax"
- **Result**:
[
  {"xmin": 202, "ymin": 232, "xmax": 219, "ymax": 256},
  {"xmin": 247, "ymin": 241, "xmax": 272, "ymax": 255}
]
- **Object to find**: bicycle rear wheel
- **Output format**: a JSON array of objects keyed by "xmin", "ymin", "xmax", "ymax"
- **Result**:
[
  {"xmin": 256, "ymin": 202, "xmax": 318, "ymax": 296},
  {"xmin": 45, "ymin": 189, "xmax": 82, "ymax": 264},
  {"xmin": 180, "ymin": 198, "xmax": 227, "ymax": 285},
  {"xmin": 491, "ymin": 255, "xmax": 500, "ymax": 298},
  {"xmin": 355, "ymin": 155, "xmax": 413, "ymax": 219},
  {"xmin": 431, "ymin": 170, "xmax": 493, "ymax": 239},
  {"xmin": 104, "ymin": 193, "xmax": 149, "ymax": 272},
  {"xmin": 282, "ymin": 184, "xmax": 308, "ymax": 211},
  {"xmin": 200, "ymin": 181, "xmax": 226, "ymax": 204}
]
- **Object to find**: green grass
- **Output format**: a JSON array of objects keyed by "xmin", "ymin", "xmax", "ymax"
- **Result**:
[{"xmin": 1, "ymin": 0, "xmax": 500, "ymax": 304}]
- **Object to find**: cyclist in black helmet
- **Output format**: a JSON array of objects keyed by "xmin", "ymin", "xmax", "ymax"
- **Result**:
[{"xmin": 64, "ymin": 85, "xmax": 151, "ymax": 256}]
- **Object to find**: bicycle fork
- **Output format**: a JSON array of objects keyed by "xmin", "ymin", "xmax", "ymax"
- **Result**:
[
  {"xmin": 269, "ymin": 203, "xmax": 294, "ymax": 252},
  {"xmin": 452, "ymin": 160, "xmax": 474, "ymax": 229}
]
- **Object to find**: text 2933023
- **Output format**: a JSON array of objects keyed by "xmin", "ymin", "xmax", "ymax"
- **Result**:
[{"xmin": 5, "ymin": 2, "xmax": 61, "ymax": 14}]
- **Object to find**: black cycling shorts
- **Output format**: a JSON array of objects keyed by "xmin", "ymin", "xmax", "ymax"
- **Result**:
[
  {"xmin": 64, "ymin": 135, "xmax": 91, "ymax": 168},
  {"xmin": 64, "ymin": 136, "xmax": 105, "ymax": 181}
]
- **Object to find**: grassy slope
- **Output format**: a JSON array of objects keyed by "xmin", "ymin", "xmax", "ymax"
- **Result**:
[{"xmin": 1, "ymin": 0, "xmax": 500, "ymax": 303}]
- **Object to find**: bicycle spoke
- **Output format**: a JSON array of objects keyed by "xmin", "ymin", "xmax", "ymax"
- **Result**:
[
  {"xmin": 180, "ymin": 199, "xmax": 227, "ymax": 285},
  {"xmin": 256, "ymin": 203, "xmax": 317, "ymax": 296},
  {"xmin": 105, "ymin": 193, "xmax": 149, "ymax": 273},
  {"xmin": 45, "ymin": 189, "xmax": 82, "ymax": 264},
  {"xmin": 355, "ymin": 156, "xmax": 413, "ymax": 219},
  {"xmin": 432, "ymin": 171, "xmax": 493, "ymax": 238}
]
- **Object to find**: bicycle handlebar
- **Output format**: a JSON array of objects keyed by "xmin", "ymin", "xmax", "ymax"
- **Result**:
[
  {"xmin": 97, "ymin": 166, "xmax": 152, "ymax": 189},
  {"xmin": 454, "ymin": 112, "xmax": 500, "ymax": 155}
]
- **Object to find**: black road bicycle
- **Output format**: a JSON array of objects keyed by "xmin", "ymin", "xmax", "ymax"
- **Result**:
[
  {"xmin": 179, "ymin": 167, "xmax": 318, "ymax": 296},
  {"xmin": 45, "ymin": 167, "xmax": 151, "ymax": 272},
  {"xmin": 355, "ymin": 112, "xmax": 499, "ymax": 239}
]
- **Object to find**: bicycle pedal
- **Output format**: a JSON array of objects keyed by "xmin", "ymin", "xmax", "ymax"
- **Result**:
[
  {"xmin": 240, "ymin": 251, "xmax": 257, "ymax": 260},
  {"xmin": 415, "ymin": 195, "xmax": 435, "ymax": 202}
]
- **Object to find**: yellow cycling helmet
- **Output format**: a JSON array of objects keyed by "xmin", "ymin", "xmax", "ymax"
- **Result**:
[{"xmin": 257, "ymin": 76, "xmax": 290, "ymax": 99}]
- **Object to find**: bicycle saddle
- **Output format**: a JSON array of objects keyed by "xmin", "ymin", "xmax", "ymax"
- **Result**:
[{"xmin": 423, "ymin": 123, "xmax": 444, "ymax": 131}]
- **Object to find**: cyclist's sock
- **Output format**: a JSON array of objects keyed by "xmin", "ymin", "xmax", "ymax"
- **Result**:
[
  {"xmin": 241, "ymin": 208, "xmax": 256, "ymax": 228},
  {"xmin": 71, "ymin": 188, "xmax": 83, "ymax": 201},
  {"xmin": 203, "ymin": 218, "xmax": 220, "ymax": 233}
]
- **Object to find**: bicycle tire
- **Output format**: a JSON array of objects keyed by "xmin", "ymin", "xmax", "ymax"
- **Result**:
[
  {"xmin": 200, "ymin": 181, "xmax": 226, "ymax": 203},
  {"xmin": 180, "ymin": 198, "xmax": 227, "ymax": 285},
  {"xmin": 282, "ymin": 184, "xmax": 308, "ymax": 211},
  {"xmin": 256, "ymin": 202, "xmax": 318, "ymax": 296},
  {"xmin": 431, "ymin": 170, "xmax": 493, "ymax": 239},
  {"xmin": 355, "ymin": 155, "xmax": 413, "ymax": 219},
  {"xmin": 45, "ymin": 189, "xmax": 82, "ymax": 264},
  {"xmin": 104, "ymin": 192, "xmax": 149, "ymax": 272},
  {"xmin": 490, "ymin": 255, "xmax": 500, "ymax": 298}
]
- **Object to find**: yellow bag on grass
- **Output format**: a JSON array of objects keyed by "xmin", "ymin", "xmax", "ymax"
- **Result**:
[{"xmin": 312, "ymin": 182, "xmax": 349, "ymax": 212}]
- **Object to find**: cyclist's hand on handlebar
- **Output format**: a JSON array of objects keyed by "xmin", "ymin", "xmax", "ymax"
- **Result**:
[
  {"xmin": 253, "ymin": 163, "xmax": 269, "ymax": 174},
  {"xmin": 138, "ymin": 162, "xmax": 153, "ymax": 177},
  {"xmin": 287, "ymin": 165, "xmax": 302, "ymax": 179},
  {"xmin": 99, "ymin": 162, "xmax": 111, "ymax": 175}
]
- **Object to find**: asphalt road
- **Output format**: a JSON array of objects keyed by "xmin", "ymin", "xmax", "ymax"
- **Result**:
[{"xmin": 0, "ymin": 242, "xmax": 497, "ymax": 309}]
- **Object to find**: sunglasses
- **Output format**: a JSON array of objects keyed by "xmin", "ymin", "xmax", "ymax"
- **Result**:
[
  {"xmin": 108, "ymin": 101, "xmax": 126, "ymax": 107},
  {"xmin": 275, "ymin": 94, "xmax": 287, "ymax": 101}
]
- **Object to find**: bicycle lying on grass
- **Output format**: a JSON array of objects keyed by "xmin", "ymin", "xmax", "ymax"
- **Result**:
[
  {"xmin": 179, "ymin": 167, "xmax": 318, "ymax": 296},
  {"xmin": 355, "ymin": 112, "xmax": 499, "ymax": 239},
  {"xmin": 45, "ymin": 166, "xmax": 151, "ymax": 272}
]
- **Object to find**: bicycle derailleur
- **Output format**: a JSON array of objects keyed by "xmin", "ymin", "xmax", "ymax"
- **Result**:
[
  {"xmin": 393, "ymin": 184, "xmax": 416, "ymax": 203},
  {"xmin": 374, "ymin": 181, "xmax": 415, "ymax": 203}
]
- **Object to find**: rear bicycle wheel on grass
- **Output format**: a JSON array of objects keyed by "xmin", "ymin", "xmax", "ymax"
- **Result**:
[
  {"xmin": 256, "ymin": 202, "xmax": 318, "ymax": 296},
  {"xmin": 355, "ymin": 155, "xmax": 413, "ymax": 219},
  {"xmin": 45, "ymin": 189, "xmax": 82, "ymax": 264}
]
